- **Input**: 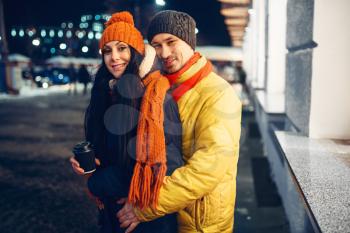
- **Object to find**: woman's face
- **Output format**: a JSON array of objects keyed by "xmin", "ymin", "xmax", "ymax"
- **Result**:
[{"xmin": 102, "ymin": 41, "xmax": 131, "ymax": 79}]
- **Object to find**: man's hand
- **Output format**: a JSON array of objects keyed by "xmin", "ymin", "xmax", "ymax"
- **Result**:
[{"xmin": 116, "ymin": 198, "xmax": 140, "ymax": 233}]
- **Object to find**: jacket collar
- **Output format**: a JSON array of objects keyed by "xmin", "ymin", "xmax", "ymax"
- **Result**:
[{"xmin": 175, "ymin": 55, "xmax": 207, "ymax": 84}]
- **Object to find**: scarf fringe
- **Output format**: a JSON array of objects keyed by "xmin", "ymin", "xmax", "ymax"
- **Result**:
[{"xmin": 128, "ymin": 162, "xmax": 167, "ymax": 209}]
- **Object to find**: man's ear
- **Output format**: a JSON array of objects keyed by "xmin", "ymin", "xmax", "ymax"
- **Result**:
[{"xmin": 139, "ymin": 44, "xmax": 156, "ymax": 79}]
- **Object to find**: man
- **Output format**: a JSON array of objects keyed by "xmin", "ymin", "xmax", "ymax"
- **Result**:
[{"xmin": 117, "ymin": 10, "xmax": 242, "ymax": 233}]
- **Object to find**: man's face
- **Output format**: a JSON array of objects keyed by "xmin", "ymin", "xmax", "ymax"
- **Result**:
[{"xmin": 151, "ymin": 33, "xmax": 194, "ymax": 74}]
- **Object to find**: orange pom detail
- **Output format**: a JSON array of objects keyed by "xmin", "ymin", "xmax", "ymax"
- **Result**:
[
  {"xmin": 105, "ymin": 11, "xmax": 134, "ymax": 27},
  {"xmin": 99, "ymin": 11, "xmax": 144, "ymax": 54}
]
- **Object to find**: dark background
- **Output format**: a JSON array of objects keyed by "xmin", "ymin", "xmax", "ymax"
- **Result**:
[{"xmin": 3, "ymin": 0, "xmax": 231, "ymax": 47}]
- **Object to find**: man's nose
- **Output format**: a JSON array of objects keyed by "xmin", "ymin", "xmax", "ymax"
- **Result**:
[{"xmin": 159, "ymin": 46, "xmax": 171, "ymax": 59}]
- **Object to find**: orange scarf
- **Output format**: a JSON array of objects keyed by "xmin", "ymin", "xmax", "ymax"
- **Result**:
[
  {"xmin": 128, "ymin": 70, "xmax": 170, "ymax": 209},
  {"xmin": 165, "ymin": 52, "xmax": 212, "ymax": 102}
]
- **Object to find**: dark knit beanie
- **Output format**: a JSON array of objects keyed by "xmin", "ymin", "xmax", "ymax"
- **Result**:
[{"xmin": 147, "ymin": 10, "xmax": 196, "ymax": 50}]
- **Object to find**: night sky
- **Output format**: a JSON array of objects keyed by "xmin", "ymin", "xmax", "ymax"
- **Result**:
[{"xmin": 3, "ymin": 0, "xmax": 230, "ymax": 46}]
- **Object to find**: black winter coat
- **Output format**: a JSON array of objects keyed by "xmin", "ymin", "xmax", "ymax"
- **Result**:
[{"xmin": 87, "ymin": 76, "xmax": 183, "ymax": 233}]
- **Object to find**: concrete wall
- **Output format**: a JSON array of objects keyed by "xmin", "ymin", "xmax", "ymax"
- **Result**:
[
  {"xmin": 266, "ymin": 0, "xmax": 287, "ymax": 94},
  {"xmin": 244, "ymin": 0, "xmax": 266, "ymax": 89},
  {"xmin": 309, "ymin": 0, "xmax": 350, "ymax": 139},
  {"xmin": 256, "ymin": 0, "xmax": 267, "ymax": 89},
  {"xmin": 285, "ymin": 0, "xmax": 315, "ymax": 135}
]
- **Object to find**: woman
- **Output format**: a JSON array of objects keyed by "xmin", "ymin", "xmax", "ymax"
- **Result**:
[{"xmin": 70, "ymin": 11, "xmax": 183, "ymax": 233}]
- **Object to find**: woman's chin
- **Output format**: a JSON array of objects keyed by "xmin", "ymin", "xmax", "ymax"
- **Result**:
[{"xmin": 112, "ymin": 72, "xmax": 123, "ymax": 79}]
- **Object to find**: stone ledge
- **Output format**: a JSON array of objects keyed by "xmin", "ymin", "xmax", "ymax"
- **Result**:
[{"xmin": 274, "ymin": 131, "xmax": 350, "ymax": 233}]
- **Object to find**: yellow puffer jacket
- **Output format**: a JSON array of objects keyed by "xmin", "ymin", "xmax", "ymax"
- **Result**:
[{"xmin": 135, "ymin": 56, "xmax": 242, "ymax": 233}]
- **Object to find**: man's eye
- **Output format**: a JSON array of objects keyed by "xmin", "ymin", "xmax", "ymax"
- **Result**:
[{"xmin": 168, "ymin": 40, "xmax": 176, "ymax": 45}]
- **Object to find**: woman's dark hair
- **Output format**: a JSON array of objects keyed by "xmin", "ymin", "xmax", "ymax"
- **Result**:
[{"xmin": 84, "ymin": 47, "xmax": 144, "ymax": 169}]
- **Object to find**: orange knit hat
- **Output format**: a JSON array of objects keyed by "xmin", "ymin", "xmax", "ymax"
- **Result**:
[{"xmin": 99, "ymin": 11, "xmax": 145, "ymax": 55}]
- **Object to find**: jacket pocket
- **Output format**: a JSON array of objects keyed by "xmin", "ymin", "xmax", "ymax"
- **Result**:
[{"xmin": 195, "ymin": 196, "xmax": 209, "ymax": 230}]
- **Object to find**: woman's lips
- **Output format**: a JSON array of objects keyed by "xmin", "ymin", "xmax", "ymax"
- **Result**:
[{"xmin": 111, "ymin": 63, "xmax": 125, "ymax": 71}]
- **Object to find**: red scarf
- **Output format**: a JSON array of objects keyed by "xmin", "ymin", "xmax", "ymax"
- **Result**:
[{"xmin": 165, "ymin": 52, "xmax": 212, "ymax": 102}]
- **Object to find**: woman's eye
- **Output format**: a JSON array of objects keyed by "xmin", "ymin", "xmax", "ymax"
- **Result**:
[
  {"xmin": 102, "ymin": 48, "xmax": 111, "ymax": 54},
  {"xmin": 118, "ymin": 46, "xmax": 127, "ymax": 52}
]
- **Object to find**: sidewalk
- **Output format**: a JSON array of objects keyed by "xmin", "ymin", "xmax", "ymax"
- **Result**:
[
  {"xmin": 0, "ymin": 84, "xmax": 89, "ymax": 101},
  {"xmin": 234, "ymin": 111, "xmax": 290, "ymax": 233}
]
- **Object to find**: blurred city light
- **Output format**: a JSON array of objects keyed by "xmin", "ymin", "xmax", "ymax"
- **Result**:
[
  {"xmin": 79, "ymin": 22, "xmax": 89, "ymax": 29},
  {"xmin": 92, "ymin": 22, "xmax": 103, "ymax": 32},
  {"xmin": 156, "ymin": 0, "xmax": 166, "ymax": 6},
  {"xmin": 88, "ymin": 31, "xmax": 94, "ymax": 39},
  {"xmin": 66, "ymin": 30, "xmax": 72, "ymax": 38},
  {"xmin": 27, "ymin": 29, "xmax": 35, "ymax": 37},
  {"xmin": 32, "ymin": 39, "xmax": 40, "ymax": 46},
  {"xmin": 58, "ymin": 30, "xmax": 64, "ymax": 38},
  {"xmin": 95, "ymin": 32, "xmax": 102, "ymax": 40},
  {"xmin": 11, "ymin": 29, "xmax": 16, "ymax": 37},
  {"xmin": 195, "ymin": 28, "xmax": 199, "ymax": 34},
  {"xmin": 19, "ymin": 29, "xmax": 25, "ymax": 37},
  {"xmin": 6, "ymin": 12, "xmax": 118, "ymax": 59},
  {"xmin": 82, "ymin": 46, "xmax": 89, "ymax": 53},
  {"xmin": 40, "ymin": 30, "xmax": 46, "ymax": 37},
  {"xmin": 42, "ymin": 82, "xmax": 49, "ymax": 89},
  {"xmin": 49, "ymin": 30, "xmax": 55, "ymax": 37},
  {"xmin": 77, "ymin": 31, "xmax": 85, "ymax": 38},
  {"xmin": 59, "ymin": 43, "xmax": 67, "ymax": 50}
]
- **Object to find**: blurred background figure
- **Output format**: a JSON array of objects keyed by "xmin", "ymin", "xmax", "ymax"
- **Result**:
[
  {"xmin": 235, "ymin": 61, "xmax": 247, "ymax": 93},
  {"xmin": 78, "ymin": 65, "xmax": 90, "ymax": 95},
  {"xmin": 68, "ymin": 63, "xmax": 77, "ymax": 95}
]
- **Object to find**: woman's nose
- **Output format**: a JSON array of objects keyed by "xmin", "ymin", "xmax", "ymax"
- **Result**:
[{"xmin": 111, "ymin": 49, "xmax": 120, "ymax": 61}]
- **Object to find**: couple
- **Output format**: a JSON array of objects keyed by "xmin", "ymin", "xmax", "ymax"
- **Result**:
[{"xmin": 70, "ymin": 10, "xmax": 242, "ymax": 233}]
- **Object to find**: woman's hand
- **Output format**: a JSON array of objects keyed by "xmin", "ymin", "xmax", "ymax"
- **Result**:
[
  {"xmin": 139, "ymin": 44, "xmax": 156, "ymax": 79},
  {"xmin": 69, "ymin": 157, "xmax": 101, "ymax": 176},
  {"xmin": 86, "ymin": 188, "xmax": 104, "ymax": 210}
]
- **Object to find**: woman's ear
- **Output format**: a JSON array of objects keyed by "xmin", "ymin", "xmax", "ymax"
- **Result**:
[{"xmin": 139, "ymin": 44, "xmax": 156, "ymax": 79}]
